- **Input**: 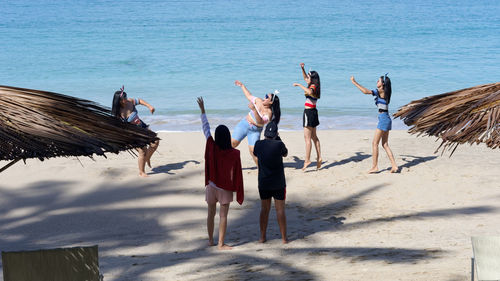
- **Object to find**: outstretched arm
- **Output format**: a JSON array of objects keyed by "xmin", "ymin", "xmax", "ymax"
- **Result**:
[
  {"xmin": 235, "ymin": 80, "xmax": 259, "ymax": 102},
  {"xmin": 300, "ymin": 63, "xmax": 308, "ymax": 80},
  {"xmin": 350, "ymin": 76, "xmax": 372, "ymax": 95},
  {"xmin": 197, "ymin": 97, "xmax": 211, "ymax": 139},
  {"xmin": 293, "ymin": 82, "xmax": 313, "ymax": 96},
  {"xmin": 137, "ymin": 99, "xmax": 155, "ymax": 114}
]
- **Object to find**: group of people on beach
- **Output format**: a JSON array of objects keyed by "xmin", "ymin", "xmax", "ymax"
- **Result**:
[{"xmin": 111, "ymin": 63, "xmax": 399, "ymax": 248}]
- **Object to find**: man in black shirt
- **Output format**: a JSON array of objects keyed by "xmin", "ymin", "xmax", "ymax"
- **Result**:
[{"xmin": 253, "ymin": 121, "xmax": 288, "ymax": 244}]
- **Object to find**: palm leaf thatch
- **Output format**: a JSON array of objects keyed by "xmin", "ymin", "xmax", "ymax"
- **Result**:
[
  {"xmin": 0, "ymin": 85, "xmax": 159, "ymax": 170},
  {"xmin": 394, "ymin": 82, "xmax": 500, "ymax": 155}
]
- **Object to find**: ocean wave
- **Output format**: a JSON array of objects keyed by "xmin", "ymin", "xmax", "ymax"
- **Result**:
[{"xmin": 142, "ymin": 113, "xmax": 408, "ymax": 132}]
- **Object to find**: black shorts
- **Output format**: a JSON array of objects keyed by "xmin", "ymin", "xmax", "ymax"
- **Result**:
[
  {"xmin": 303, "ymin": 108, "xmax": 319, "ymax": 128},
  {"xmin": 259, "ymin": 187, "xmax": 286, "ymax": 200}
]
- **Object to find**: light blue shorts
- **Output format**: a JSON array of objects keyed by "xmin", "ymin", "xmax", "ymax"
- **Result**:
[
  {"xmin": 232, "ymin": 118, "xmax": 263, "ymax": 146},
  {"xmin": 377, "ymin": 112, "xmax": 392, "ymax": 131}
]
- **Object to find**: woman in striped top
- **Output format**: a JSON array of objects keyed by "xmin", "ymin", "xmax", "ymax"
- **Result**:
[
  {"xmin": 350, "ymin": 75, "xmax": 398, "ymax": 173},
  {"xmin": 293, "ymin": 63, "xmax": 322, "ymax": 171}
]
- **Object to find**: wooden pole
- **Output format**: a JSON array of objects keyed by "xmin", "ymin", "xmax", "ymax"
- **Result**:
[{"xmin": 0, "ymin": 158, "xmax": 21, "ymax": 173}]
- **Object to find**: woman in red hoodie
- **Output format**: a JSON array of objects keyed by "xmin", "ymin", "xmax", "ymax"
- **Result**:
[{"xmin": 197, "ymin": 97, "xmax": 244, "ymax": 250}]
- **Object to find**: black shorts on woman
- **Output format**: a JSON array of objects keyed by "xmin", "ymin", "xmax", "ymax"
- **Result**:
[
  {"xmin": 303, "ymin": 108, "xmax": 319, "ymax": 128},
  {"xmin": 259, "ymin": 187, "xmax": 286, "ymax": 200}
]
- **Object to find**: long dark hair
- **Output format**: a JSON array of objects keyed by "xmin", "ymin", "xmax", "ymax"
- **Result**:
[
  {"xmin": 214, "ymin": 125, "xmax": 232, "ymax": 150},
  {"xmin": 308, "ymin": 71, "xmax": 321, "ymax": 99},
  {"xmin": 381, "ymin": 74, "xmax": 392, "ymax": 104},
  {"xmin": 270, "ymin": 94, "xmax": 281, "ymax": 125},
  {"xmin": 111, "ymin": 90, "xmax": 126, "ymax": 118}
]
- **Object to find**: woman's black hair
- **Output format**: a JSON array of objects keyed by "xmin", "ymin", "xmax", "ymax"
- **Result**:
[
  {"xmin": 381, "ymin": 74, "xmax": 392, "ymax": 104},
  {"xmin": 308, "ymin": 71, "xmax": 321, "ymax": 99},
  {"xmin": 270, "ymin": 94, "xmax": 281, "ymax": 125},
  {"xmin": 111, "ymin": 90, "xmax": 127, "ymax": 118},
  {"xmin": 214, "ymin": 125, "xmax": 232, "ymax": 150}
]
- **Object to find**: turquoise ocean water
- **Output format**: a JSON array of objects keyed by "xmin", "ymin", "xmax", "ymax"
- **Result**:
[{"xmin": 1, "ymin": 0, "xmax": 499, "ymax": 131}]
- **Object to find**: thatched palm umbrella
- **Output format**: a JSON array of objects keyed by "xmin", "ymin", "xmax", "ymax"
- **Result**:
[
  {"xmin": 0, "ymin": 85, "xmax": 159, "ymax": 172},
  {"xmin": 394, "ymin": 82, "xmax": 500, "ymax": 155}
]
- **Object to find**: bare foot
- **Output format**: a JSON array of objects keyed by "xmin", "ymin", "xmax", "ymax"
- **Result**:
[
  {"xmin": 217, "ymin": 244, "xmax": 233, "ymax": 250},
  {"xmin": 316, "ymin": 158, "xmax": 322, "ymax": 170},
  {"xmin": 208, "ymin": 239, "xmax": 214, "ymax": 246},
  {"xmin": 390, "ymin": 166, "xmax": 399, "ymax": 173},
  {"xmin": 139, "ymin": 172, "xmax": 148, "ymax": 178},
  {"xmin": 259, "ymin": 237, "xmax": 266, "ymax": 243},
  {"xmin": 367, "ymin": 167, "xmax": 378, "ymax": 174},
  {"xmin": 282, "ymin": 239, "xmax": 288, "ymax": 244},
  {"xmin": 302, "ymin": 161, "xmax": 311, "ymax": 171}
]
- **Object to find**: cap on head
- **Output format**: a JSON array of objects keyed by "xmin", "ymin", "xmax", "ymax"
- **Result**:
[{"xmin": 264, "ymin": 121, "xmax": 278, "ymax": 139}]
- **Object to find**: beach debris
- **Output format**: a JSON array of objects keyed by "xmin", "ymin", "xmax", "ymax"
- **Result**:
[
  {"xmin": 394, "ymin": 82, "xmax": 500, "ymax": 155},
  {"xmin": 0, "ymin": 85, "xmax": 159, "ymax": 172}
]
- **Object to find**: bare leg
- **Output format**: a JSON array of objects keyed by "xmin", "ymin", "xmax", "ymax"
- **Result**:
[
  {"xmin": 311, "ymin": 127, "xmax": 322, "ymax": 170},
  {"xmin": 369, "ymin": 129, "xmax": 383, "ymax": 174},
  {"xmin": 145, "ymin": 140, "xmax": 159, "ymax": 168},
  {"xmin": 274, "ymin": 199, "xmax": 288, "ymax": 244},
  {"xmin": 137, "ymin": 147, "xmax": 148, "ymax": 177},
  {"xmin": 207, "ymin": 203, "xmax": 216, "ymax": 246},
  {"xmin": 231, "ymin": 138, "xmax": 241, "ymax": 148},
  {"xmin": 302, "ymin": 127, "xmax": 312, "ymax": 171},
  {"xmin": 218, "ymin": 203, "xmax": 232, "ymax": 250},
  {"xmin": 381, "ymin": 131, "xmax": 398, "ymax": 173},
  {"xmin": 259, "ymin": 199, "xmax": 272, "ymax": 243},
  {"xmin": 249, "ymin": 145, "xmax": 258, "ymax": 167}
]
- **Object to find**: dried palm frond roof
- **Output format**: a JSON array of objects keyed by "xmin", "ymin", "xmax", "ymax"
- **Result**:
[
  {"xmin": 0, "ymin": 85, "xmax": 159, "ymax": 167},
  {"xmin": 394, "ymin": 82, "xmax": 500, "ymax": 155}
]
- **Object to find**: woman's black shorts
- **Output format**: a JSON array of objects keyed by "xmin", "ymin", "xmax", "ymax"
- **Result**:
[
  {"xmin": 259, "ymin": 187, "xmax": 286, "ymax": 200},
  {"xmin": 303, "ymin": 108, "xmax": 319, "ymax": 128}
]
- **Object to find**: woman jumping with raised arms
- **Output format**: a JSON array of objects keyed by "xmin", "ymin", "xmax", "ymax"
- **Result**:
[
  {"xmin": 293, "ymin": 63, "xmax": 322, "ymax": 171},
  {"xmin": 350, "ymin": 75, "xmax": 398, "ymax": 173},
  {"xmin": 232, "ymin": 80, "xmax": 280, "ymax": 166}
]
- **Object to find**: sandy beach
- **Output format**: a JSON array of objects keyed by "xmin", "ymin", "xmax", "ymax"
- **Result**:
[{"xmin": 1, "ymin": 130, "xmax": 499, "ymax": 281}]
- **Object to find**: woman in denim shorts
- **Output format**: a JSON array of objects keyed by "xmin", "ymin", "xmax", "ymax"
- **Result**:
[{"xmin": 232, "ymin": 80, "xmax": 280, "ymax": 166}]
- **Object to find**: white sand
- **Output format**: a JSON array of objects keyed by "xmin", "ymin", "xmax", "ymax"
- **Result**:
[{"xmin": 1, "ymin": 130, "xmax": 499, "ymax": 280}]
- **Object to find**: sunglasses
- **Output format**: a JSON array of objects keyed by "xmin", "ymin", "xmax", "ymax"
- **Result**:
[
  {"xmin": 265, "ymin": 94, "xmax": 276, "ymax": 103},
  {"xmin": 265, "ymin": 90, "xmax": 279, "ymax": 103}
]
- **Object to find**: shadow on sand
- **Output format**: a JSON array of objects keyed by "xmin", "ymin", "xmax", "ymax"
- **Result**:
[
  {"xmin": 150, "ymin": 160, "xmax": 200, "ymax": 175},
  {"xmin": 0, "ymin": 175, "xmax": 494, "ymax": 279}
]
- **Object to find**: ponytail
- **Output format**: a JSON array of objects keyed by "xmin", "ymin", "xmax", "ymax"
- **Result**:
[
  {"xmin": 309, "ymin": 71, "xmax": 321, "ymax": 99},
  {"xmin": 111, "ymin": 91, "xmax": 126, "ymax": 118},
  {"xmin": 271, "ymin": 94, "xmax": 281, "ymax": 125},
  {"xmin": 382, "ymin": 74, "xmax": 391, "ymax": 104}
]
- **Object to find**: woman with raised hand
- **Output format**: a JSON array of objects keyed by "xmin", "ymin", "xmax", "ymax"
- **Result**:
[
  {"xmin": 350, "ymin": 74, "xmax": 398, "ymax": 173},
  {"xmin": 232, "ymin": 80, "xmax": 280, "ymax": 166},
  {"xmin": 293, "ymin": 63, "xmax": 322, "ymax": 171},
  {"xmin": 111, "ymin": 86, "xmax": 159, "ymax": 177},
  {"xmin": 198, "ymin": 97, "xmax": 244, "ymax": 250}
]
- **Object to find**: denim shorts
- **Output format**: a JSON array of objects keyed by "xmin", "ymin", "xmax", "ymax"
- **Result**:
[
  {"xmin": 377, "ymin": 112, "xmax": 392, "ymax": 131},
  {"xmin": 232, "ymin": 118, "xmax": 263, "ymax": 146}
]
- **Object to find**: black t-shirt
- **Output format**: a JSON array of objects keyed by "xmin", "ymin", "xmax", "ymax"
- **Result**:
[{"xmin": 253, "ymin": 139, "xmax": 288, "ymax": 190}]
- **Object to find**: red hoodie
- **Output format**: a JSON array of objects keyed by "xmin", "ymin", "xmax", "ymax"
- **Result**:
[{"xmin": 204, "ymin": 136, "xmax": 244, "ymax": 204}]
